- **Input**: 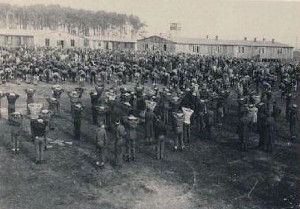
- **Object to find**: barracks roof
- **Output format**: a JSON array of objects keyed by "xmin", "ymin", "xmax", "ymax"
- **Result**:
[
  {"xmin": 138, "ymin": 35, "xmax": 293, "ymax": 48},
  {"xmin": 173, "ymin": 37, "xmax": 293, "ymax": 48}
]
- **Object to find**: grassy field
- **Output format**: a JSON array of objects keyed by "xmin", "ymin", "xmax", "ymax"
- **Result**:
[{"xmin": 0, "ymin": 81, "xmax": 298, "ymax": 209}]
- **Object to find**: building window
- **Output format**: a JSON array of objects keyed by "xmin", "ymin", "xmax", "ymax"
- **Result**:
[
  {"xmin": 259, "ymin": 48, "xmax": 265, "ymax": 54},
  {"xmin": 197, "ymin": 46, "xmax": 199, "ymax": 53},
  {"xmin": 145, "ymin": 43, "xmax": 148, "ymax": 49},
  {"xmin": 84, "ymin": 39, "xmax": 89, "ymax": 47},
  {"xmin": 5, "ymin": 36, "xmax": 12, "ymax": 45},
  {"xmin": 45, "ymin": 39, "xmax": 50, "ymax": 47},
  {"xmin": 164, "ymin": 44, "xmax": 167, "ymax": 51},
  {"xmin": 239, "ymin": 46, "xmax": 244, "ymax": 53},
  {"xmin": 71, "ymin": 40, "xmax": 75, "ymax": 47},
  {"xmin": 193, "ymin": 45, "xmax": 197, "ymax": 52},
  {"xmin": 277, "ymin": 48, "xmax": 282, "ymax": 54}
]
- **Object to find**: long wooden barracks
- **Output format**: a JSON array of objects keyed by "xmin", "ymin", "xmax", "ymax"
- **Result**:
[{"xmin": 137, "ymin": 35, "xmax": 294, "ymax": 61}]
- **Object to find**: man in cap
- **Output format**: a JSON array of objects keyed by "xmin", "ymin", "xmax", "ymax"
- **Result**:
[
  {"xmin": 126, "ymin": 114, "xmax": 139, "ymax": 162},
  {"xmin": 257, "ymin": 102, "xmax": 267, "ymax": 148},
  {"xmin": 154, "ymin": 116, "xmax": 167, "ymax": 160},
  {"xmin": 31, "ymin": 117, "xmax": 48, "ymax": 163},
  {"xmin": 51, "ymin": 85, "xmax": 63, "ymax": 113},
  {"xmin": 115, "ymin": 120, "xmax": 126, "ymax": 167},
  {"xmin": 46, "ymin": 97, "xmax": 59, "ymax": 117},
  {"xmin": 25, "ymin": 88, "xmax": 36, "ymax": 115},
  {"xmin": 0, "ymin": 91, "xmax": 5, "ymax": 118},
  {"xmin": 182, "ymin": 107, "xmax": 194, "ymax": 145},
  {"xmin": 204, "ymin": 108, "xmax": 214, "ymax": 139},
  {"xmin": 239, "ymin": 108, "xmax": 250, "ymax": 150},
  {"xmin": 68, "ymin": 91, "xmax": 80, "ymax": 119},
  {"xmin": 9, "ymin": 112, "xmax": 23, "ymax": 154},
  {"xmin": 173, "ymin": 110, "xmax": 185, "ymax": 151},
  {"xmin": 90, "ymin": 91, "xmax": 100, "ymax": 124},
  {"xmin": 39, "ymin": 109, "xmax": 54, "ymax": 142},
  {"xmin": 264, "ymin": 111, "xmax": 276, "ymax": 152},
  {"xmin": 145, "ymin": 100, "xmax": 156, "ymax": 145},
  {"xmin": 247, "ymin": 104, "xmax": 258, "ymax": 133},
  {"xmin": 73, "ymin": 104, "xmax": 84, "ymax": 140},
  {"xmin": 96, "ymin": 121, "xmax": 108, "ymax": 168},
  {"xmin": 290, "ymin": 104, "xmax": 298, "ymax": 141},
  {"xmin": 6, "ymin": 93, "xmax": 20, "ymax": 120}
]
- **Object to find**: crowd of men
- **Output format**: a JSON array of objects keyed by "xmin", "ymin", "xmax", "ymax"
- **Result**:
[{"xmin": 0, "ymin": 47, "xmax": 298, "ymax": 167}]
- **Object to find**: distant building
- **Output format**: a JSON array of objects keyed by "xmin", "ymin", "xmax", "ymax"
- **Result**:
[
  {"xmin": 137, "ymin": 35, "xmax": 294, "ymax": 61},
  {"xmin": 293, "ymin": 49, "xmax": 300, "ymax": 62},
  {"xmin": 34, "ymin": 31, "xmax": 86, "ymax": 48},
  {"xmin": 137, "ymin": 36, "xmax": 176, "ymax": 52},
  {"xmin": 0, "ymin": 30, "xmax": 34, "ymax": 47},
  {"xmin": 0, "ymin": 29, "xmax": 136, "ymax": 50}
]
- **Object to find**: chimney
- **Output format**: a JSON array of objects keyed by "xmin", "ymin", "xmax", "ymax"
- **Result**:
[
  {"xmin": 272, "ymin": 38, "xmax": 275, "ymax": 43},
  {"xmin": 262, "ymin": 38, "xmax": 265, "ymax": 42},
  {"xmin": 244, "ymin": 37, "xmax": 247, "ymax": 41},
  {"xmin": 215, "ymin": 35, "xmax": 218, "ymax": 41},
  {"xmin": 254, "ymin": 37, "xmax": 257, "ymax": 42}
]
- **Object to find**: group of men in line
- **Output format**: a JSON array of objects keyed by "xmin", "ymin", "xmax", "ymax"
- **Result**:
[{"xmin": 0, "ymin": 47, "xmax": 298, "ymax": 166}]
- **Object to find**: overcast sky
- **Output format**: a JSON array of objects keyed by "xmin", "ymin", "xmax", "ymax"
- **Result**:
[{"xmin": 1, "ymin": 0, "xmax": 300, "ymax": 47}]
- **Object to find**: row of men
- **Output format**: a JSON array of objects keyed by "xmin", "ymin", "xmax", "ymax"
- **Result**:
[{"xmin": 2, "ymin": 81, "xmax": 298, "ymax": 166}]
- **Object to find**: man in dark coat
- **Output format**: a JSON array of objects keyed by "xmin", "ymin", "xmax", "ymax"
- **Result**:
[
  {"xmin": 173, "ymin": 110, "xmax": 184, "ymax": 151},
  {"xmin": 73, "ymin": 104, "xmax": 83, "ymax": 140},
  {"xmin": 264, "ymin": 111, "xmax": 276, "ymax": 152},
  {"xmin": 154, "ymin": 116, "xmax": 167, "ymax": 160},
  {"xmin": 25, "ymin": 88, "xmax": 36, "ymax": 115},
  {"xmin": 115, "ymin": 121, "xmax": 126, "ymax": 167},
  {"xmin": 6, "ymin": 93, "xmax": 20, "ymax": 119},
  {"xmin": 96, "ymin": 121, "xmax": 108, "ymax": 168},
  {"xmin": 239, "ymin": 109, "xmax": 250, "ymax": 151},
  {"xmin": 290, "ymin": 104, "xmax": 298, "ymax": 140},
  {"xmin": 31, "ymin": 118, "xmax": 48, "ymax": 163},
  {"xmin": 90, "ymin": 91, "xmax": 100, "ymax": 124}
]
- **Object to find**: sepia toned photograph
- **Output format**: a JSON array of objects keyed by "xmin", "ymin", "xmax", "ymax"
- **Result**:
[{"xmin": 0, "ymin": 0, "xmax": 299, "ymax": 208}]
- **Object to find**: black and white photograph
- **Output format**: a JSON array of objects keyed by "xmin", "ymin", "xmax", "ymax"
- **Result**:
[{"xmin": 0, "ymin": 0, "xmax": 299, "ymax": 208}]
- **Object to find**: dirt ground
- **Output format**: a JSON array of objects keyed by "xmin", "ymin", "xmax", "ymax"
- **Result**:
[{"xmin": 0, "ymin": 81, "xmax": 298, "ymax": 209}]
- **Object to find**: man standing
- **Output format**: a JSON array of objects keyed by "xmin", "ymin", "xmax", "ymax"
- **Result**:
[
  {"xmin": 90, "ymin": 91, "xmax": 100, "ymax": 124},
  {"xmin": 96, "ymin": 121, "xmax": 108, "ymax": 168},
  {"xmin": 145, "ymin": 101, "xmax": 156, "ymax": 145},
  {"xmin": 0, "ymin": 91, "xmax": 5, "ymax": 118},
  {"xmin": 6, "ymin": 93, "xmax": 19, "ymax": 120},
  {"xmin": 73, "ymin": 104, "xmax": 84, "ymax": 140},
  {"xmin": 31, "ymin": 118, "xmax": 48, "ymax": 164},
  {"xmin": 25, "ymin": 88, "xmax": 36, "ymax": 115},
  {"xmin": 154, "ymin": 116, "xmax": 167, "ymax": 160},
  {"xmin": 239, "ymin": 109, "xmax": 250, "ymax": 151},
  {"xmin": 51, "ymin": 85, "xmax": 63, "ymax": 114},
  {"xmin": 115, "ymin": 121, "xmax": 126, "ymax": 167},
  {"xmin": 182, "ymin": 107, "xmax": 194, "ymax": 145},
  {"xmin": 285, "ymin": 93, "xmax": 292, "ymax": 121},
  {"xmin": 68, "ymin": 91, "xmax": 80, "ymax": 119},
  {"xmin": 9, "ymin": 112, "xmax": 23, "ymax": 154},
  {"xmin": 257, "ymin": 103, "xmax": 266, "ymax": 148},
  {"xmin": 46, "ymin": 97, "xmax": 59, "ymax": 117},
  {"xmin": 264, "ymin": 111, "xmax": 276, "ymax": 152},
  {"xmin": 126, "ymin": 115, "xmax": 139, "ymax": 162},
  {"xmin": 290, "ymin": 104, "xmax": 298, "ymax": 141},
  {"xmin": 173, "ymin": 110, "xmax": 185, "ymax": 151}
]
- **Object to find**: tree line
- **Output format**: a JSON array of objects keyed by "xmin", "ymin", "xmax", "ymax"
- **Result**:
[{"xmin": 0, "ymin": 3, "xmax": 146, "ymax": 37}]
